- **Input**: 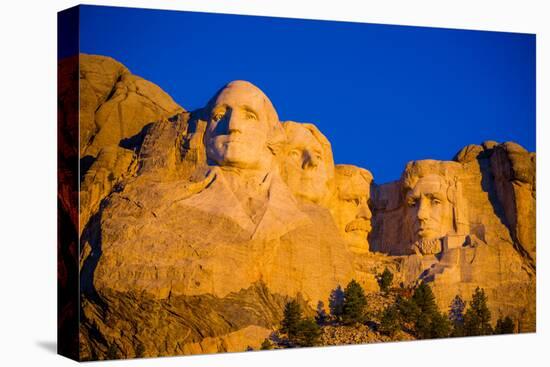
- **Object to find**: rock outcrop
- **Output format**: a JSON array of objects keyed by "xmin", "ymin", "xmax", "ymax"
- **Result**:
[
  {"xmin": 489, "ymin": 142, "xmax": 536, "ymax": 264},
  {"xmin": 65, "ymin": 55, "xmax": 536, "ymax": 360},
  {"xmin": 78, "ymin": 54, "xmax": 183, "ymax": 231},
  {"xmin": 372, "ymin": 142, "xmax": 536, "ymax": 331}
]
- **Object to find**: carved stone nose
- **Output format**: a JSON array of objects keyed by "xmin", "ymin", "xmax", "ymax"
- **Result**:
[
  {"xmin": 227, "ymin": 110, "xmax": 244, "ymax": 134},
  {"xmin": 417, "ymin": 196, "xmax": 430, "ymax": 221},
  {"xmin": 302, "ymin": 151, "xmax": 319, "ymax": 169},
  {"xmin": 357, "ymin": 203, "xmax": 372, "ymax": 220}
]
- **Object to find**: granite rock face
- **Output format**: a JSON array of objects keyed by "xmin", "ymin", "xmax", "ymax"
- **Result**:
[
  {"xmin": 78, "ymin": 54, "xmax": 183, "ymax": 232},
  {"xmin": 72, "ymin": 55, "xmax": 536, "ymax": 359},
  {"xmin": 372, "ymin": 142, "xmax": 536, "ymax": 331},
  {"xmin": 490, "ymin": 142, "xmax": 536, "ymax": 263}
]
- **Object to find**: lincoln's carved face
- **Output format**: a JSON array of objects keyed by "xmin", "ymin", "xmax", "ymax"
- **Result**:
[
  {"xmin": 281, "ymin": 122, "xmax": 333, "ymax": 203},
  {"xmin": 333, "ymin": 165, "xmax": 373, "ymax": 253},
  {"xmin": 405, "ymin": 174, "xmax": 453, "ymax": 242},
  {"xmin": 205, "ymin": 81, "xmax": 278, "ymax": 170}
]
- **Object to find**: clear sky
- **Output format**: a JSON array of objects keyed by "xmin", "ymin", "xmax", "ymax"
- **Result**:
[{"xmin": 76, "ymin": 5, "xmax": 535, "ymax": 184}]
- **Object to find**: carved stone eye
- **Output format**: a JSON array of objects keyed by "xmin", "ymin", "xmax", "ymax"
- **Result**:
[
  {"xmin": 407, "ymin": 198, "xmax": 418, "ymax": 207},
  {"xmin": 290, "ymin": 150, "xmax": 301, "ymax": 158},
  {"xmin": 212, "ymin": 112, "xmax": 224, "ymax": 122},
  {"xmin": 245, "ymin": 112, "xmax": 257, "ymax": 120}
]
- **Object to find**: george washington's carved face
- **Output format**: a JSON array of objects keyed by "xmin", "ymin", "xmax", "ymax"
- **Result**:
[
  {"xmin": 205, "ymin": 81, "xmax": 277, "ymax": 171},
  {"xmin": 404, "ymin": 174, "xmax": 453, "ymax": 242},
  {"xmin": 281, "ymin": 122, "xmax": 333, "ymax": 203}
]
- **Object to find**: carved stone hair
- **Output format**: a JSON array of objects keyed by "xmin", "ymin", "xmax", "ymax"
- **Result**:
[
  {"xmin": 204, "ymin": 80, "xmax": 285, "ymax": 156},
  {"xmin": 335, "ymin": 164, "xmax": 373, "ymax": 183}
]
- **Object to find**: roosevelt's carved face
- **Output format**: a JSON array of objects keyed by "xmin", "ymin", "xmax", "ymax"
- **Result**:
[
  {"xmin": 281, "ymin": 122, "xmax": 332, "ymax": 203},
  {"xmin": 205, "ymin": 82, "xmax": 273, "ymax": 170},
  {"xmin": 333, "ymin": 165, "xmax": 373, "ymax": 253},
  {"xmin": 405, "ymin": 174, "xmax": 453, "ymax": 242}
]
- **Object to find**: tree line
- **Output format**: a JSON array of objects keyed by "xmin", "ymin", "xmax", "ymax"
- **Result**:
[{"xmin": 261, "ymin": 268, "xmax": 516, "ymax": 349}]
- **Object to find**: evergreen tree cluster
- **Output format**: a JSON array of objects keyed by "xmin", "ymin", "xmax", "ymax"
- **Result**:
[
  {"xmin": 327, "ymin": 279, "xmax": 368, "ymax": 325},
  {"xmin": 449, "ymin": 295, "xmax": 466, "ymax": 336},
  {"xmin": 494, "ymin": 316, "xmax": 515, "ymax": 334},
  {"xmin": 279, "ymin": 279, "xmax": 369, "ymax": 348},
  {"xmin": 380, "ymin": 282, "xmax": 451, "ymax": 339},
  {"xmin": 342, "ymin": 280, "xmax": 368, "ymax": 325},
  {"xmin": 380, "ymin": 284, "xmax": 516, "ymax": 339},
  {"xmin": 273, "ymin": 270, "xmax": 517, "ymax": 350},
  {"xmin": 280, "ymin": 299, "xmax": 322, "ymax": 347},
  {"xmin": 328, "ymin": 285, "xmax": 344, "ymax": 321},
  {"xmin": 463, "ymin": 287, "xmax": 493, "ymax": 336}
]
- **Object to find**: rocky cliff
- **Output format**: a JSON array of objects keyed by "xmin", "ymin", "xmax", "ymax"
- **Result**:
[
  {"xmin": 78, "ymin": 54, "xmax": 183, "ymax": 231},
  {"xmin": 371, "ymin": 143, "xmax": 536, "ymax": 331},
  {"xmin": 66, "ymin": 55, "xmax": 536, "ymax": 360}
]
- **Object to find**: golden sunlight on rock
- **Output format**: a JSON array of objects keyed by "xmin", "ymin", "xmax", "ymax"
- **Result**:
[{"xmin": 68, "ymin": 55, "xmax": 536, "ymax": 360}]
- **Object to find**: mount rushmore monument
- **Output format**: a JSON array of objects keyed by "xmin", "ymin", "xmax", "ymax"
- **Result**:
[{"xmin": 58, "ymin": 55, "xmax": 535, "ymax": 359}]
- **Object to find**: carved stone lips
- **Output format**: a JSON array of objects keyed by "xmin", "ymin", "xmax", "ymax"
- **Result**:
[
  {"xmin": 416, "ymin": 226, "xmax": 436, "ymax": 237},
  {"xmin": 301, "ymin": 174, "xmax": 317, "ymax": 180},
  {"xmin": 224, "ymin": 138, "xmax": 245, "ymax": 144}
]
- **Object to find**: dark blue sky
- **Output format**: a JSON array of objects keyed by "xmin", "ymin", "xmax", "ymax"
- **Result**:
[{"xmin": 78, "ymin": 5, "xmax": 535, "ymax": 184}]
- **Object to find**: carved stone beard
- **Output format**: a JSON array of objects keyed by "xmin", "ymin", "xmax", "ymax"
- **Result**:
[{"xmin": 410, "ymin": 237, "xmax": 442, "ymax": 255}]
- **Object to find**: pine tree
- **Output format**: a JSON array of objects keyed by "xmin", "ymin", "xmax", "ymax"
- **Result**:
[
  {"xmin": 281, "ymin": 299, "xmax": 302, "ymax": 338},
  {"xmin": 294, "ymin": 318, "xmax": 322, "ymax": 347},
  {"xmin": 377, "ymin": 267, "xmax": 394, "ymax": 293},
  {"xmin": 414, "ymin": 312, "xmax": 432, "ymax": 339},
  {"xmin": 395, "ymin": 295, "xmax": 420, "ymax": 326},
  {"xmin": 315, "ymin": 300, "xmax": 328, "ymax": 326},
  {"xmin": 342, "ymin": 279, "xmax": 367, "ymax": 325},
  {"xmin": 463, "ymin": 287, "xmax": 493, "ymax": 336},
  {"xmin": 448, "ymin": 295, "xmax": 466, "ymax": 337},
  {"xmin": 329, "ymin": 285, "xmax": 345, "ymax": 321},
  {"xmin": 414, "ymin": 309, "xmax": 452, "ymax": 340},
  {"xmin": 429, "ymin": 311, "xmax": 452, "ymax": 339},
  {"xmin": 412, "ymin": 282, "xmax": 437, "ymax": 316},
  {"xmin": 409, "ymin": 282, "xmax": 452, "ymax": 339},
  {"xmin": 379, "ymin": 305, "xmax": 401, "ymax": 337},
  {"xmin": 494, "ymin": 316, "xmax": 515, "ymax": 334}
]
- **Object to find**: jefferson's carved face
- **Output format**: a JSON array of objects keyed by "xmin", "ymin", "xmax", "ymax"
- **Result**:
[
  {"xmin": 205, "ymin": 82, "xmax": 272, "ymax": 170},
  {"xmin": 333, "ymin": 166, "xmax": 372, "ymax": 253},
  {"xmin": 282, "ymin": 123, "xmax": 331, "ymax": 203},
  {"xmin": 405, "ymin": 174, "xmax": 453, "ymax": 242}
]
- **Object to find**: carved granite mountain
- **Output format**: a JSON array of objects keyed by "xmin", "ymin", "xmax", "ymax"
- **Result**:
[
  {"xmin": 72, "ymin": 55, "xmax": 536, "ymax": 359},
  {"xmin": 371, "ymin": 144, "xmax": 536, "ymax": 330}
]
